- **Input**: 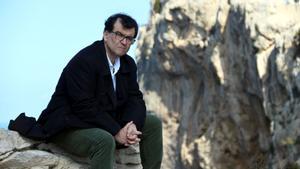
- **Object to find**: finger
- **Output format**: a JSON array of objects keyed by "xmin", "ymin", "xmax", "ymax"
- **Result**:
[
  {"xmin": 127, "ymin": 135, "xmax": 141, "ymax": 143},
  {"xmin": 127, "ymin": 140, "xmax": 135, "ymax": 144},
  {"xmin": 130, "ymin": 130, "xmax": 142, "ymax": 136},
  {"xmin": 135, "ymin": 138, "xmax": 141, "ymax": 142},
  {"xmin": 131, "ymin": 138, "xmax": 141, "ymax": 144},
  {"xmin": 135, "ymin": 131, "xmax": 142, "ymax": 135},
  {"xmin": 127, "ymin": 129, "xmax": 137, "ymax": 137},
  {"xmin": 127, "ymin": 139, "xmax": 138, "ymax": 145},
  {"xmin": 125, "ymin": 121, "xmax": 133, "ymax": 127},
  {"xmin": 127, "ymin": 134, "xmax": 137, "ymax": 140},
  {"xmin": 125, "ymin": 121, "xmax": 133, "ymax": 128},
  {"xmin": 127, "ymin": 133, "xmax": 141, "ymax": 140},
  {"xmin": 126, "ymin": 123, "xmax": 136, "ymax": 136},
  {"xmin": 127, "ymin": 132, "xmax": 137, "ymax": 138}
]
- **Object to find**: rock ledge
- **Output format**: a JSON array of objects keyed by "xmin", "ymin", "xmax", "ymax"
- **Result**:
[{"xmin": 0, "ymin": 128, "xmax": 142, "ymax": 169}]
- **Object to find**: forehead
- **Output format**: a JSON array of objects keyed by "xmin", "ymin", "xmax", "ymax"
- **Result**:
[{"xmin": 113, "ymin": 18, "xmax": 135, "ymax": 36}]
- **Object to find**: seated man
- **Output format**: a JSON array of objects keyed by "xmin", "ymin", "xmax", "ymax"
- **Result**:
[{"xmin": 9, "ymin": 13, "xmax": 163, "ymax": 169}]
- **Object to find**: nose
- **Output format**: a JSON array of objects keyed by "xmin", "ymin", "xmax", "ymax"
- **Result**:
[{"xmin": 120, "ymin": 38, "xmax": 130, "ymax": 46}]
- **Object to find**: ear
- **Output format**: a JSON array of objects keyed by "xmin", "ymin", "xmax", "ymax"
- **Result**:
[{"xmin": 103, "ymin": 31, "xmax": 109, "ymax": 41}]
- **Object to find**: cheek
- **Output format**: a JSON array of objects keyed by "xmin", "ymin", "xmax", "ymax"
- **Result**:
[
  {"xmin": 111, "ymin": 39, "xmax": 120, "ymax": 46},
  {"xmin": 108, "ymin": 40, "xmax": 118, "ymax": 48}
]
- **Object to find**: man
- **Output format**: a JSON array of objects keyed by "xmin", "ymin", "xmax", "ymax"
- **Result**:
[{"xmin": 9, "ymin": 13, "xmax": 162, "ymax": 169}]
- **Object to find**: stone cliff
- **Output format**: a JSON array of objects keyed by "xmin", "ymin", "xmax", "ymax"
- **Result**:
[{"xmin": 136, "ymin": 0, "xmax": 300, "ymax": 169}]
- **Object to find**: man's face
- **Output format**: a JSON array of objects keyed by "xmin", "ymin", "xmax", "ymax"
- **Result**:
[{"xmin": 104, "ymin": 19, "xmax": 136, "ymax": 57}]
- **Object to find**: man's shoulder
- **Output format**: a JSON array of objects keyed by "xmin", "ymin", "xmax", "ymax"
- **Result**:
[
  {"xmin": 70, "ymin": 41, "xmax": 105, "ymax": 63},
  {"xmin": 64, "ymin": 41, "xmax": 105, "ymax": 71},
  {"xmin": 75, "ymin": 41, "xmax": 103, "ymax": 60}
]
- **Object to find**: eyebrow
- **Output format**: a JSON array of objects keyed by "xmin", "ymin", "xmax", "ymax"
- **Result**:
[{"xmin": 114, "ymin": 30, "xmax": 135, "ymax": 38}]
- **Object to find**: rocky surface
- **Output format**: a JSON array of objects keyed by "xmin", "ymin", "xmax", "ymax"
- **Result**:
[
  {"xmin": 0, "ymin": 128, "xmax": 142, "ymax": 169},
  {"xmin": 136, "ymin": 0, "xmax": 300, "ymax": 169}
]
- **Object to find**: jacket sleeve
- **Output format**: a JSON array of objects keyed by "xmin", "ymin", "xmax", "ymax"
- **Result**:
[
  {"xmin": 120, "ymin": 62, "xmax": 146, "ymax": 131},
  {"xmin": 63, "ymin": 55, "xmax": 121, "ymax": 136}
]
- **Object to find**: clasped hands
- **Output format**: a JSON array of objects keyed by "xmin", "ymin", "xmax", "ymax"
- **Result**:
[{"xmin": 114, "ymin": 121, "xmax": 142, "ymax": 146}]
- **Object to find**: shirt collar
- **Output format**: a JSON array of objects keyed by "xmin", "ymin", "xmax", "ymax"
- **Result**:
[{"xmin": 106, "ymin": 54, "xmax": 120, "ymax": 75}]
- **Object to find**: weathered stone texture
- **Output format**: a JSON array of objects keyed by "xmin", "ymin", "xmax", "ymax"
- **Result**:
[
  {"xmin": 136, "ymin": 0, "xmax": 300, "ymax": 168},
  {"xmin": 0, "ymin": 129, "xmax": 142, "ymax": 169}
]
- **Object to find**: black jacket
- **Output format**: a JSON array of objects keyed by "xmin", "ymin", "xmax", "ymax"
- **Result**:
[{"xmin": 9, "ymin": 40, "xmax": 146, "ymax": 140}]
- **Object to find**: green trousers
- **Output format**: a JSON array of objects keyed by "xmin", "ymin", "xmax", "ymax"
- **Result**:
[{"xmin": 51, "ymin": 114, "xmax": 163, "ymax": 169}]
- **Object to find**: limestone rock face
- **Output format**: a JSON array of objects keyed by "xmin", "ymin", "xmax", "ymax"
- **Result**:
[
  {"xmin": 136, "ymin": 0, "xmax": 300, "ymax": 169},
  {"xmin": 0, "ymin": 129, "xmax": 142, "ymax": 169}
]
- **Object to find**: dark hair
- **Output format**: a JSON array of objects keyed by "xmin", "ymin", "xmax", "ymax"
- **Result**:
[{"xmin": 104, "ymin": 13, "xmax": 139, "ymax": 38}]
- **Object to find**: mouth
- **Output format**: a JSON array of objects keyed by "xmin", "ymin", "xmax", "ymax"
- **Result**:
[{"xmin": 118, "ymin": 46, "xmax": 127, "ymax": 50}]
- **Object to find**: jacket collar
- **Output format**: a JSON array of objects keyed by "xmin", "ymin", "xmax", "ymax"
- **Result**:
[{"xmin": 94, "ymin": 40, "xmax": 131, "ymax": 75}]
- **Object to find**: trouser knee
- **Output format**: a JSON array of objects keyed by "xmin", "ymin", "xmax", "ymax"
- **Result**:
[
  {"xmin": 146, "ymin": 114, "xmax": 162, "ymax": 131},
  {"xmin": 90, "ymin": 131, "xmax": 116, "ymax": 158}
]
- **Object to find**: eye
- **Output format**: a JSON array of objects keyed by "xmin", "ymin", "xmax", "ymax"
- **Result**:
[
  {"xmin": 115, "ymin": 32, "xmax": 124, "ymax": 37},
  {"xmin": 126, "ymin": 36, "xmax": 134, "ymax": 41}
]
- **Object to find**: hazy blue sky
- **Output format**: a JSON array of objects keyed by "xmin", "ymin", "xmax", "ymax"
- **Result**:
[{"xmin": 0, "ymin": 1, "xmax": 151, "ymax": 128}]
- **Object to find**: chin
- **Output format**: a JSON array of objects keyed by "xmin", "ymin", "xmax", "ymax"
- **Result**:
[{"xmin": 118, "ymin": 51, "xmax": 128, "ymax": 56}]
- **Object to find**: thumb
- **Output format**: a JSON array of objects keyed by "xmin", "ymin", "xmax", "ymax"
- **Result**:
[{"xmin": 124, "ymin": 121, "xmax": 133, "ymax": 129}]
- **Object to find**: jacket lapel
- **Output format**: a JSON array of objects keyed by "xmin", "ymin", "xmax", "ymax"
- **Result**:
[
  {"xmin": 115, "ymin": 57, "xmax": 131, "ymax": 104},
  {"xmin": 94, "ymin": 40, "xmax": 117, "ymax": 107},
  {"xmin": 103, "ymin": 75, "xmax": 117, "ymax": 107},
  {"xmin": 94, "ymin": 40, "xmax": 132, "ymax": 108}
]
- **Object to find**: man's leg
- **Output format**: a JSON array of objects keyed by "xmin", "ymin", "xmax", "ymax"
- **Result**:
[
  {"xmin": 140, "ymin": 114, "xmax": 163, "ymax": 169},
  {"xmin": 51, "ymin": 128, "xmax": 116, "ymax": 169}
]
